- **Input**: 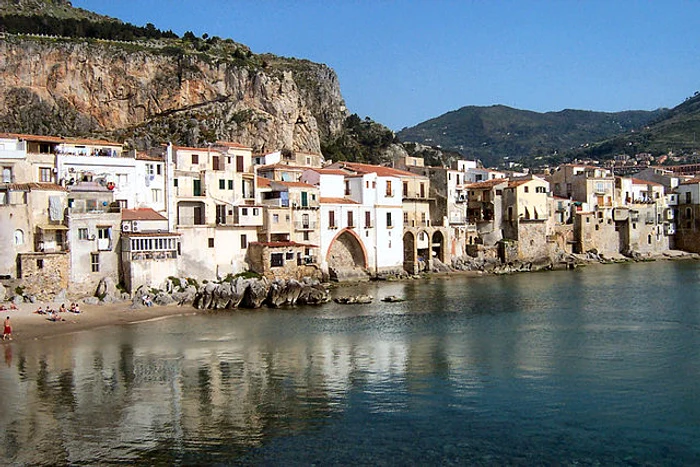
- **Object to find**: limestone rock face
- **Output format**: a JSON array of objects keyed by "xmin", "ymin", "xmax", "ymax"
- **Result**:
[{"xmin": 0, "ymin": 37, "xmax": 347, "ymax": 152}]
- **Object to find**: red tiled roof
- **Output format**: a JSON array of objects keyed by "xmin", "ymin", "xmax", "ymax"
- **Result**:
[
  {"xmin": 332, "ymin": 161, "xmax": 427, "ymax": 178},
  {"xmin": 214, "ymin": 141, "xmax": 252, "ymax": 150},
  {"xmin": 135, "ymin": 152, "xmax": 164, "ymax": 161},
  {"xmin": 122, "ymin": 232, "xmax": 180, "ymax": 237},
  {"xmin": 629, "ymin": 177, "xmax": 662, "ymax": 186},
  {"xmin": 465, "ymin": 178, "xmax": 509, "ymax": 189},
  {"xmin": 306, "ymin": 168, "xmax": 348, "ymax": 176},
  {"xmin": 320, "ymin": 197, "xmax": 359, "ymax": 204},
  {"xmin": 0, "ymin": 182, "xmax": 66, "ymax": 192},
  {"xmin": 0, "ymin": 133, "xmax": 121, "ymax": 146},
  {"xmin": 273, "ymin": 180, "xmax": 316, "ymax": 189},
  {"xmin": 680, "ymin": 178, "xmax": 700, "ymax": 185},
  {"xmin": 257, "ymin": 177, "xmax": 271, "ymax": 187},
  {"xmin": 122, "ymin": 208, "xmax": 168, "ymax": 221}
]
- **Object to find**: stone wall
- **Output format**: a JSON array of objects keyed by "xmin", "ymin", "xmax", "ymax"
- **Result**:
[
  {"xmin": 516, "ymin": 221, "xmax": 550, "ymax": 261},
  {"xmin": 17, "ymin": 252, "xmax": 69, "ymax": 300}
]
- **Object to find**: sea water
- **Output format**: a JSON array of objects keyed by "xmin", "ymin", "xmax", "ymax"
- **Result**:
[{"xmin": 1, "ymin": 260, "xmax": 700, "ymax": 465}]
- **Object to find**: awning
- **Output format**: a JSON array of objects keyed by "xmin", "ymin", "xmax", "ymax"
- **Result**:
[{"xmin": 38, "ymin": 225, "xmax": 69, "ymax": 231}]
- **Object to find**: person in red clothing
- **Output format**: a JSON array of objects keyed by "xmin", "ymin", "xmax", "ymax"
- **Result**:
[{"xmin": 3, "ymin": 316, "xmax": 12, "ymax": 341}]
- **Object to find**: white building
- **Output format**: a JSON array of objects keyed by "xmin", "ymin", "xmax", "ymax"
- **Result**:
[{"xmin": 301, "ymin": 167, "xmax": 404, "ymax": 280}]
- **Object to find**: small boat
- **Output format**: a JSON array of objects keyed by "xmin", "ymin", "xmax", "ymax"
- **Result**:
[
  {"xmin": 381, "ymin": 295, "xmax": 405, "ymax": 303},
  {"xmin": 334, "ymin": 295, "xmax": 373, "ymax": 304}
]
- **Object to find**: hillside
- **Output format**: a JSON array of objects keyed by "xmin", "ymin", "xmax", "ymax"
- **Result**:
[
  {"xmin": 577, "ymin": 93, "xmax": 700, "ymax": 162},
  {"xmin": 397, "ymin": 105, "xmax": 668, "ymax": 167},
  {"xmin": 0, "ymin": 0, "xmax": 351, "ymax": 155}
]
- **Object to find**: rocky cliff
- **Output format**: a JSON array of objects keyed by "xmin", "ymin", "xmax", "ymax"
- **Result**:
[{"xmin": 0, "ymin": 34, "xmax": 348, "ymax": 152}]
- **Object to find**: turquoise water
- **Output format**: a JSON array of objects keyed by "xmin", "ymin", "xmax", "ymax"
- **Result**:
[{"xmin": 2, "ymin": 261, "xmax": 700, "ymax": 465}]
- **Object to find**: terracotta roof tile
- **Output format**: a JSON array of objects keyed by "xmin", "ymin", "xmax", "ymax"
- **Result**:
[
  {"xmin": 319, "ymin": 197, "xmax": 359, "ymax": 204},
  {"xmin": 121, "ymin": 208, "xmax": 168, "ymax": 221},
  {"xmin": 0, "ymin": 182, "xmax": 66, "ymax": 192}
]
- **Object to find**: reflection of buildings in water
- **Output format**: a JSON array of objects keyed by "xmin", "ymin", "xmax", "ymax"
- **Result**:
[{"xmin": 0, "ymin": 324, "xmax": 466, "ymax": 464}]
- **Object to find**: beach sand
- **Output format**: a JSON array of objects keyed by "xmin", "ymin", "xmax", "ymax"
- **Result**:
[{"xmin": 1, "ymin": 301, "xmax": 199, "ymax": 342}]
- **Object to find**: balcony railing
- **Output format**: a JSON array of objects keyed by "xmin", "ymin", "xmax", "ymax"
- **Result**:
[{"xmin": 294, "ymin": 221, "xmax": 317, "ymax": 230}]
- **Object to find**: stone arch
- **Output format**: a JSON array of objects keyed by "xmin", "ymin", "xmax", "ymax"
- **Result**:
[
  {"xmin": 327, "ymin": 228, "xmax": 368, "ymax": 281},
  {"xmin": 432, "ymin": 230, "xmax": 446, "ymax": 263},
  {"xmin": 403, "ymin": 231, "xmax": 416, "ymax": 274},
  {"xmin": 416, "ymin": 229, "xmax": 431, "ymax": 272}
]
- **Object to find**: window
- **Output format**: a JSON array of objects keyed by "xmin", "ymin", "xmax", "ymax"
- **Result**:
[
  {"xmin": 347, "ymin": 211, "xmax": 354, "ymax": 227},
  {"xmin": 536, "ymin": 186, "xmax": 546, "ymax": 193},
  {"xmin": 192, "ymin": 154, "xmax": 199, "ymax": 164},
  {"xmin": 420, "ymin": 183, "xmax": 425, "ymax": 198},
  {"xmin": 156, "ymin": 164, "xmax": 162, "ymax": 175},
  {"xmin": 329, "ymin": 210, "xmax": 336, "ymax": 228},
  {"xmin": 286, "ymin": 251, "xmax": 294, "ymax": 260},
  {"xmin": 36, "ymin": 259, "xmax": 44, "ymax": 269},
  {"xmin": 14, "ymin": 229, "xmax": 24, "ymax": 245},
  {"xmin": 386, "ymin": 212, "xmax": 393, "ymax": 228},
  {"xmin": 98, "ymin": 227, "xmax": 110, "ymax": 240},
  {"xmin": 365, "ymin": 211, "xmax": 371, "ymax": 228},
  {"xmin": 345, "ymin": 180, "xmax": 350, "ymax": 196},
  {"xmin": 91, "ymin": 253, "xmax": 100, "ymax": 272},
  {"xmin": 271, "ymin": 253, "xmax": 284, "ymax": 267},
  {"xmin": 403, "ymin": 182, "xmax": 408, "ymax": 197},
  {"xmin": 208, "ymin": 238, "xmax": 214, "ymax": 248},
  {"xmin": 303, "ymin": 231, "xmax": 310, "ymax": 241},
  {"xmin": 78, "ymin": 228, "xmax": 89, "ymax": 240},
  {"xmin": 386, "ymin": 180, "xmax": 393, "ymax": 197},
  {"xmin": 236, "ymin": 156, "xmax": 244, "ymax": 172},
  {"xmin": 146, "ymin": 164, "xmax": 155, "ymax": 175},
  {"xmin": 2, "ymin": 167, "xmax": 12, "ymax": 183},
  {"xmin": 242, "ymin": 207, "xmax": 248, "ymax": 216},
  {"xmin": 117, "ymin": 199, "xmax": 128, "ymax": 209},
  {"xmin": 212, "ymin": 156, "xmax": 221, "ymax": 171},
  {"xmin": 216, "ymin": 205, "xmax": 226, "ymax": 224},
  {"xmin": 219, "ymin": 179, "xmax": 225, "ymax": 190},
  {"xmin": 686, "ymin": 192, "xmax": 692, "ymax": 204},
  {"xmin": 403, "ymin": 212, "xmax": 409, "ymax": 225},
  {"xmin": 39, "ymin": 167, "xmax": 52, "ymax": 182},
  {"xmin": 151, "ymin": 189, "xmax": 162, "ymax": 202},
  {"xmin": 174, "ymin": 178, "xmax": 178, "ymax": 187},
  {"xmin": 273, "ymin": 214, "xmax": 279, "ymax": 223},
  {"xmin": 193, "ymin": 179, "xmax": 202, "ymax": 196},
  {"xmin": 240, "ymin": 234, "xmax": 247, "ymax": 249},
  {"xmin": 228, "ymin": 180, "xmax": 233, "ymax": 190}
]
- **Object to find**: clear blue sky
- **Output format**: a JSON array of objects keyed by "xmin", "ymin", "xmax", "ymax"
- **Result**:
[{"xmin": 72, "ymin": 0, "xmax": 699, "ymax": 131}]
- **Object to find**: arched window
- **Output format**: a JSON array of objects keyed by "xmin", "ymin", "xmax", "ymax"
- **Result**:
[{"xmin": 14, "ymin": 229, "xmax": 24, "ymax": 245}]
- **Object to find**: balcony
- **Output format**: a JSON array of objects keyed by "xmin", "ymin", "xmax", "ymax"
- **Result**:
[{"xmin": 294, "ymin": 221, "xmax": 317, "ymax": 231}]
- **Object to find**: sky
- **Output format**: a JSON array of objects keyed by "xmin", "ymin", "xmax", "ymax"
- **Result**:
[{"xmin": 72, "ymin": 0, "xmax": 700, "ymax": 131}]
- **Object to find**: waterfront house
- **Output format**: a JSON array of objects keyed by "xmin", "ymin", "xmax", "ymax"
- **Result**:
[
  {"xmin": 164, "ymin": 143, "xmax": 261, "ymax": 279},
  {"xmin": 301, "ymin": 166, "xmax": 404, "ymax": 280},
  {"xmin": 119, "ymin": 208, "xmax": 180, "ymax": 293}
]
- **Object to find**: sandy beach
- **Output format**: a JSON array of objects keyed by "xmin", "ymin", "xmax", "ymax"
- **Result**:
[{"xmin": 1, "ymin": 300, "xmax": 199, "ymax": 342}]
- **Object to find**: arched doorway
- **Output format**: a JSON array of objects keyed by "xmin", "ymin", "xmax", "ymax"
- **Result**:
[
  {"xmin": 432, "ymin": 230, "xmax": 445, "ymax": 264},
  {"xmin": 327, "ymin": 229, "xmax": 368, "ymax": 281},
  {"xmin": 403, "ymin": 231, "xmax": 416, "ymax": 274}
]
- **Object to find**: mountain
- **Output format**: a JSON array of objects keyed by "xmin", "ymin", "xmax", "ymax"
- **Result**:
[
  {"xmin": 397, "ymin": 105, "xmax": 669, "ymax": 167},
  {"xmin": 577, "ymin": 93, "xmax": 700, "ymax": 161},
  {"xmin": 0, "ymin": 0, "xmax": 348, "ymax": 154}
]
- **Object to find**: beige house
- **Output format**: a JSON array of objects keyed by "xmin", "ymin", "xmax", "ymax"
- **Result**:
[
  {"xmin": 466, "ymin": 178, "xmax": 509, "ymax": 246},
  {"xmin": 0, "ymin": 183, "xmax": 69, "ymax": 297},
  {"xmin": 66, "ymin": 182, "xmax": 121, "ymax": 296},
  {"xmin": 165, "ymin": 143, "xmax": 261, "ymax": 279},
  {"xmin": 501, "ymin": 175, "xmax": 553, "ymax": 261}
]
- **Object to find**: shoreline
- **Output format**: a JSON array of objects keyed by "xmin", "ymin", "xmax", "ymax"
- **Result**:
[{"xmin": 2, "ymin": 251, "xmax": 697, "ymax": 343}]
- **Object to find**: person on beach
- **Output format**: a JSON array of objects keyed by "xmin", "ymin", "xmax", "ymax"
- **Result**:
[
  {"xmin": 35, "ymin": 306, "xmax": 44, "ymax": 314},
  {"xmin": 69, "ymin": 303, "xmax": 76, "ymax": 312},
  {"xmin": 59, "ymin": 304, "xmax": 67, "ymax": 313},
  {"xmin": 3, "ymin": 316, "xmax": 12, "ymax": 340},
  {"xmin": 74, "ymin": 303, "xmax": 80, "ymax": 314}
]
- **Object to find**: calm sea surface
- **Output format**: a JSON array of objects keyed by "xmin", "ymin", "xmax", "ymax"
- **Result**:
[{"xmin": 2, "ymin": 261, "xmax": 700, "ymax": 465}]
